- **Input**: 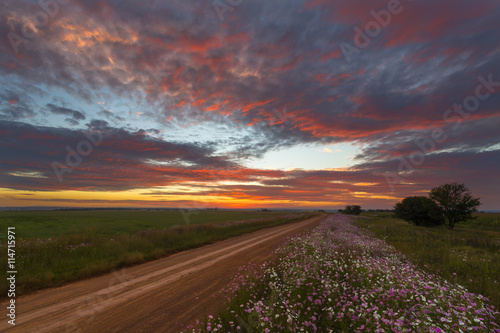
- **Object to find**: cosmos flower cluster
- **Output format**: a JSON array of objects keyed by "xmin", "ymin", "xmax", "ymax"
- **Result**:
[{"xmin": 192, "ymin": 214, "xmax": 499, "ymax": 332}]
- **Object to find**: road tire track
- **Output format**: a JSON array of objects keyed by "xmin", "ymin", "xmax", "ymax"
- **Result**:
[{"xmin": 1, "ymin": 214, "xmax": 325, "ymax": 333}]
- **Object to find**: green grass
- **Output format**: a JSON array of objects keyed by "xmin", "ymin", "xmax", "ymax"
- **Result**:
[
  {"xmin": 354, "ymin": 212, "xmax": 500, "ymax": 310},
  {"xmin": 0, "ymin": 210, "xmax": 319, "ymax": 298},
  {"xmin": 0, "ymin": 210, "xmax": 290, "ymax": 239},
  {"xmin": 459, "ymin": 212, "xmax": 500, "ymax": 231}
]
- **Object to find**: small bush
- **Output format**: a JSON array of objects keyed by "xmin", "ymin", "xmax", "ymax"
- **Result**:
[
  {"xmin": 394, "ymin": 196, "xmax": 444, "ymax": 226},
  {"xmin": 342, "ymin": 205, "xmax": 362, "ymax": 215}
]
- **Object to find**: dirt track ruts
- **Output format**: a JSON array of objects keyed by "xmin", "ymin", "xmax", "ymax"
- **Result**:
[{"xmin": 0, "ymin": 214, "xmax": 325, "ymax": 333}]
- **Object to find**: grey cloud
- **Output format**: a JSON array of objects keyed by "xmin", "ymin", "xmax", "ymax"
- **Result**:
[{"xmin": 47, "ymin": 103, "xmax": 86, "ymax": 121}]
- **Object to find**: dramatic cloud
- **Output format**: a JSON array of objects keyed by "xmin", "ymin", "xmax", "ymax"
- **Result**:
[{"xmin": 0, "ymin": 0, "xmax": 499, "ymax": 209}]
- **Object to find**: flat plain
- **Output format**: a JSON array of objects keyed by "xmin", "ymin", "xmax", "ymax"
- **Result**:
[{"xmin": 0, "ymin": 210, "xmax": 317, "ymax": 297}]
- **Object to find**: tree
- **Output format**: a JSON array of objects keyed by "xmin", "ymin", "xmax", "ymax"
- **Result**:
[
  {"xmin": 394, "ymin": 196, "xmax": 444, "ymax": 226},
  {"xmin": 343, "ymin": 205, "xmax": 362, "ymax": 215},
  {"xmin": 429, "ymin": 183, "xmax": 481, "ymax": 230}
]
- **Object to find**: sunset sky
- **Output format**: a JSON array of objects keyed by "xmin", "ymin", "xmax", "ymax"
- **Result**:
[{"xmin": 0, "ymin": 0, "xmax": 499, "ymax": 210}]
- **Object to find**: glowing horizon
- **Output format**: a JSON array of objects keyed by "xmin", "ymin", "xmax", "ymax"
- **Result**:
[{"xmin": 1, "ymin": 0, "xmax": 499, "ymax": 210}]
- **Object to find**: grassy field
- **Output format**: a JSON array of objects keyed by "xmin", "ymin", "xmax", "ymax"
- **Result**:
[
  {"xmin": 0, "ymin": 210, "xmax": 319, "ymax": 297},
  {"xmin": 0, "ymin": 210, "xmax": 290, "ymax": 239},
  {"xmin": 361, "ymin": 211, "xmax": 500, "ymax": 232},
  {"xmin": 355, "ymin": 212, "xmax": 500, "ymax": 310},
  {"xmin": 460, "ymin": 212, "xmax": 500, "ymax": 231}
]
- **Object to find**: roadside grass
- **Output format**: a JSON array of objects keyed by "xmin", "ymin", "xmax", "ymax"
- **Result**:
[
  {"xmin": 354, "ymin": 212, "xmax": 500, "ymax": 310},
  {"xmin": 0, "ymin": 211, "xmax": 319, "ymax": 297},
  {"xmin": 0, "ymin": 210, "xmax": 289, "ymax": 239}
]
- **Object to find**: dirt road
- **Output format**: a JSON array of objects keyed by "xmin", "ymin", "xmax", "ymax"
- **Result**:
[{"xmin": 1, "ymin": 214, "xmax": 325, "ymax": 333}]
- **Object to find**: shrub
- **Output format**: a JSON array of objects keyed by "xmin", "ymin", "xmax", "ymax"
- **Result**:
[
  {"xmin": 394, "ymin": 196, "xmax": 444, "ymax": 226},
  {"xmin": 342, "ymin": 205, "xmax": 362, "ymax": 215}
]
